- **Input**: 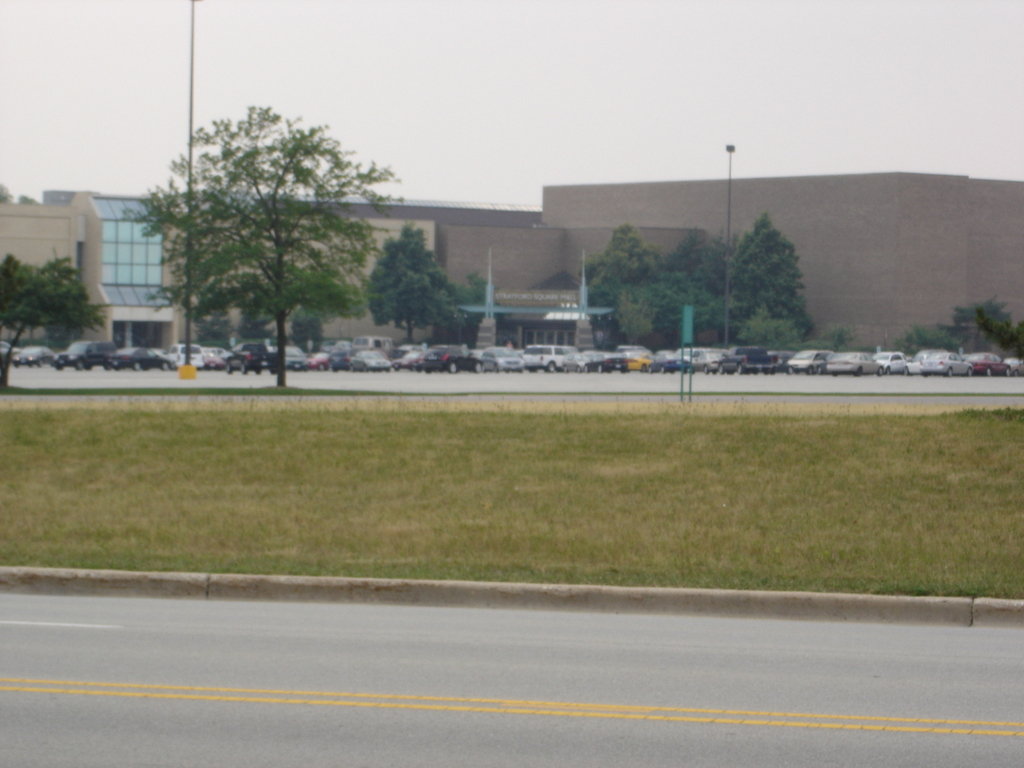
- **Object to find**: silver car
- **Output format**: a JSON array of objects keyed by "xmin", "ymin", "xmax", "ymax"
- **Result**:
[
  {"xmin": 826, "ymin": 352, "xmax": 883, "ymax": 376},
  {"xmin": 786, "ymin": 349, "xmax": 832, "ymax": 375},
  {"xmin": 480, "ymin": 348, "xmax": 524, "ymax": 372},
  {"xmin": 919, "ymin": 351, "xmax": 973, "ymax": 377},
  {"xmin": 873, "ymin": 351, "xmax": 908, "ymax": 375}
]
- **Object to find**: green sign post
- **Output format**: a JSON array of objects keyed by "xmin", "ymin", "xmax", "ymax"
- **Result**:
[{"xmin": 681, "ymin": 305, "xmax": 694, "ymax": 402}]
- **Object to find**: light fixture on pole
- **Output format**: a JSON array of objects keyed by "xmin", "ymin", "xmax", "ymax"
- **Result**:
[
  {"xmin": 180, "ymin": 0, "xmax": 202, "ymax": 378},
  {"xmin": 723, "ymin": 144, "xmax": 736, "ymax": 347}
]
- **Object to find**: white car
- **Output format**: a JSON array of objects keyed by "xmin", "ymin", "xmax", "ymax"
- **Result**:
[
  {"xmin": 906, "ymin": 349, "xmax": 945, "ymax": 375},
  {"xmin": 522, "ymin": 344, "xmax": 578, "ymax": 372},
  {"xmin": 873, "ymin": 351, "xmax": 908, "ymax": 375},
  {"xmin": 919, "ymin": 351, "xmax": 973, "ymax": 377}
]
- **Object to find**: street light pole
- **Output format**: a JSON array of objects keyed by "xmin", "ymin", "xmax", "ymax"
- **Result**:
[
  {"xmin": 181, "ymin": 0, "xmax": 202, "ymax": 377},
  {"xmin": 723, "ymin": 144, "xmax": 735, "ymax": 347}
]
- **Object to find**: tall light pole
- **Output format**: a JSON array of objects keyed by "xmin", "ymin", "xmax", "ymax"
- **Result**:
[
  {"xmin": 180, "ymin": 0, "xmax": 202, "ymax": 377},
  {"xmin": 723, "ymin": 144, "xmax": 736, "ymax": 347}
]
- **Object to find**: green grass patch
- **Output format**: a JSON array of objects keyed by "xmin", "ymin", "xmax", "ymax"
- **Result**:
[{"xmin": 1, "ymin": 401, "xmax": 1021, "ymax": 597}]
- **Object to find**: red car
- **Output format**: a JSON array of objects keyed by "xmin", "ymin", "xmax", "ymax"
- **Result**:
[
  {"xmin": 307, "ymin": 352, "xmax": 331, "ymax": 371},
  {"xmin": 965, "ymin": 353, "xmax": 1010, "ymax": 377}
]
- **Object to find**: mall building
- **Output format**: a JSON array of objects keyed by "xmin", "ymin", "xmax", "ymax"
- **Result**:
[{"xmin": 1, "ymin": 171, "xmax": 1021, "ymax": 349}]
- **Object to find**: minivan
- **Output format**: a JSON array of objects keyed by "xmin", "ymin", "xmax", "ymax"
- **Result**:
[
  {"xmin": 352, "ymin": 336, "xmax": 394, "ymax": 355},
  {"xmin": 522, "ymin": 345, "xmax": 578, "ymax": 372}
]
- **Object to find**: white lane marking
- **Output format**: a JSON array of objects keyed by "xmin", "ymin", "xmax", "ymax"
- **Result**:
[{"xmin": 0, "ymin": 621, "xmax": 122, "ymax": 629}]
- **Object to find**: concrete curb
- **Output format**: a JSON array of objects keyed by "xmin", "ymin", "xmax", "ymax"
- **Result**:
[{"xmin": 1, "ymin": 567, "xmax": 1021, "ymax": 628}]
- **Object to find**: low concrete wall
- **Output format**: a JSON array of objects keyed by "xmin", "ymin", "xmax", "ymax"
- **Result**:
[{"xmin": 1, "ymin": 567, "xmax": 1018, "ymax": 628}]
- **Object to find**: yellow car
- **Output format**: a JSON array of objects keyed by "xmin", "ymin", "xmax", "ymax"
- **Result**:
[{"xmin": 625, "ymin": 354, "xmax": 654, "ymax": 372}]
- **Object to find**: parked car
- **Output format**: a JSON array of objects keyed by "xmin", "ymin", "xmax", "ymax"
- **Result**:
[
  {"xmin": 919, "ymin": 351, "xmax": 973, "ymax": 377},
  {"xmin": 199, "ymin": 347, "xmax": 227, "ymax": 370},
  {"xmin": 649, "ymin": 351, "xmax": 692, "ymax": 373},
  {"xmin": 522, "ymin": 344, "xmax": 577, "ymax": 372},
  {"xmin": 480, "ymin": 348, "xmax": 525, "ymax": 372},
  {"xmin": 784, "ymin": 350, "xmax": 831, "ymax": 375},
  {"xmin": 283, "ymin": 345, "xmax": 309, "ymax": 371},
  {"xmin": 392, "ymin": 349, "xmax": 425, "ymax": 371},
  {"xmin": 12, "ymin": 345, "xmax": 56, "ymax": 367},
  {"xmin": 166, "ymin": 343, "xmax": 205, "ymax": 368},
  {"xmin": 328, "ymin": 348, "xmax": 356, "ymax": 371},
  {"xmin": 719, "ymin": 347, "xmax": 780, "ymax": 374},
  {"xmin": 226, "ymin": 342, "xmax": 275, "ymax": 374},
  {"xmin": 307, "ymin": 352, "xmax": 331, "ymax": 371},
  {"xmin": 600, "ymin": 352, "xmax": 630, "ymax": 373},
  {"xmin": 350, "ymin": 350, "xmax": 393, "ymax": 372},
  {"xmin": 420, "ymin": 345, "xmax": 483, "ymax": 373},
  {"xmin": 1004, "ymin": 357, "xmax": 1022, "ymax": 376},
  {"xmin": 906, "ymin": 349, "xmax": 945, "ymax": 375},
  {"xmin": 964, "ymin": 352, "xmax": 1010, "ymax": 376},
  {"xmin": 108, "ymin": 347, "xmax": 175, "ymax": 371},
  {"xmin": 690, "ymin": 348, "xmax": 725, "ymax": 373},
  {"xmin": 54, "ymin": 340, "xmax": 117, "ymax": 370},
  {"xmin": 873, "ymin": 351, "xmax": 908, "ymax": 375},
  {"xmin": 825, "ymin": 351, "xmax": 883, "ymax": 376},
  {"xmin": 562, "ymin": 350, "xmax": 605, "ymax": 373}
]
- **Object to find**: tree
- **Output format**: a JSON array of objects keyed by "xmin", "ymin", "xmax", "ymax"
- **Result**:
[
  {"xmin": 946, "ymin": 298, "xmax": 1009, "ymax": 350},
  {"xmin": 730, "ymin": 213, "xmax": 812, "ymax": 341},
  {"xmin": 290, "ymin": 309, "xmax": 323, "ymax": 351},
  {"xmin": 976, "ymin": 308, "xmax": 1024, "ymax": 358},
  {"xmin": 738, "ymin": 307, "xmax": 803, "ymax": 349},
  {"xmin": 0, "ymin": 254, "xmax": 104, "ymax": 387},
  {"xmin": 141, "ymin": 106, "xmax": 394, "ymax": 387},
  {"xmin": 195, "ymin": 311, "xmax": 232, "ymax": 346},
  {"xmin": 616, "ymin": 290, "xmax": 654, "ymax": 344},
  {"xmin": 368, "ymin": 223, "xmax": 454, "ymax": 342},
  {"xmin": 895, "ymin": 324, "xmax": 958, "ymax": 353}
]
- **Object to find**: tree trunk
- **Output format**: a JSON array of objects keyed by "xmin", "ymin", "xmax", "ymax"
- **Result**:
[{"xmin": 276, "ymin": 312, "xmax": 288, "ymax": 388}]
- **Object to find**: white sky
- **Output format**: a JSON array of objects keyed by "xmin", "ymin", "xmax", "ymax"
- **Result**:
[{"xmin": 2, "ymin": 0, "xmax": 1022, "ymax": 206}]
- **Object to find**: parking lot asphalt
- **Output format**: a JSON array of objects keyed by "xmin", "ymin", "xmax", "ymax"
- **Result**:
[{"xmin": 5, "ymin": 365, "xmax": 1024, "ymax": 405}]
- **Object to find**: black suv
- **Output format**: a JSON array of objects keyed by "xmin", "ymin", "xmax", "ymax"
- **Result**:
[
  {"xmin": 54, "ymin": 340, "xmax": 117, "ymax": 370},
  {"xmin": 420, "ymin": 345, "xmax": 482, "ymax": 373},
  {"xmin": 225, "ymin": 343, "xmax": 276, "ymax": 374}
]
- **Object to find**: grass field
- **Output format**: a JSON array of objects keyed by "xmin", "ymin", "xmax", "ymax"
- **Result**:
[{"xmin": 1, "ymin": 399, "xmax": 1021, "ymax": 598}]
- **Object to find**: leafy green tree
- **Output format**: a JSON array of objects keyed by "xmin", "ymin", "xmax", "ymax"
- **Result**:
[
  {"xmin": 975, "ymin": 308, "xmax": 1024, "ymax": 358},
  {"xmin": 0, "ymin": 185, "xmax": 11, "ymax": 204},
  {"xmin": 738, "ymin": 307, "xmax": 803, "ymax": 348},
  {"xmin": 141, "ymin": 106, "xmax": 394, "ymax": 386},
  {"xmin": 290, "ymin": 309, "xmax": 323, "ymax": 351},
  {"xmin": 895, "ymin": 324, "xmax": 958, "ymax": 354},
  {"xmin": 237, "ymin": 312, "xmax": 271, "ymax": 341},
  {"xmin": 0, "ymin": 254, "xmax": 104, "ymax": 387},
  {"xmin": 368, "ymin": 224, "xmax": 454, "ymax": 342},
  {"xmin": 616, "ymin": 290, "xmax": 654, "ymax": 344},
  {"xmin": 730, "ymin": 213, "xmax": 812, "ymax": 340},
  {"xmin": 946, "ymin": 298, "xmax": 1009, "ymax": 350},
  {"xmin": 195, "ymin": 311, "xmax": 232, "ymax": 346},
  {"xmin": 812, "ymin": 324, "xmax": 854, "ymax": 351}
]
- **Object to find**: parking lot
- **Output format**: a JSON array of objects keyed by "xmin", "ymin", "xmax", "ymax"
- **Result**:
[{"xmin": 6, "ymin": 364, "xmax": 1024, "ymax": 405}]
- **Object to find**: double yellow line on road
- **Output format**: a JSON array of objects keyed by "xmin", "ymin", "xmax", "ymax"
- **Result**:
[{"xmin": 3, "ymin": 678, "xmax": 1023, "ymax": 737}]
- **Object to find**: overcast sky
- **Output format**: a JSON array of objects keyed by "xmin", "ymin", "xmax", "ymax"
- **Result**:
[{"xmin": 2, "ymin": 0, "xmax": 1021, "ymax": 206}]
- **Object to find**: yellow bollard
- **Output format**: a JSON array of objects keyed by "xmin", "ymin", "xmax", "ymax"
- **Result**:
[{"xmin": 178, "ymin": 364, "xmax": 198, "ymax": 380}]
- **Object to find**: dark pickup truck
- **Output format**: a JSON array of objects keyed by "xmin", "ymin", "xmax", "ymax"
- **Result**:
[
  {"xmin": 718, "ymin": 346, "xmax": 780, "ymax": 374},
  {"xmin": 225, "ymin": 342, "xmax": 277, "ymax": 374}
]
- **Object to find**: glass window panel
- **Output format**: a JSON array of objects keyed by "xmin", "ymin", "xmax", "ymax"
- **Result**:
[
  {"xmin": 102, "ymin": 221, "xmax": 118, "ymax": 242},
  {"xmin": 102, "ymin": 265, "xmax": 115, "ymax": 282},
  {"xmin": 147, "ymin": 266, "xmax": 162, "ymax": 285},
  {"xmin": 147, "ymin": 244, "xmax": 162, "ymax": 264},
  {"xmin": 102, "ymin": 243, "xmax": 117, "ymax": 264},
  {"xmin": 116, "ymin": 242, "xmax": 131, "ymax": 263},
  {"xmin": 132, "ymin": 265, "xmax": 147, "ymax": 284},
  {"xmin": 116, "ymin": 264, "xmax": 132, "ymax": 283},
  {"xmin": 131, "ymin": 222, "xmax": 147, "ymax": 242}
]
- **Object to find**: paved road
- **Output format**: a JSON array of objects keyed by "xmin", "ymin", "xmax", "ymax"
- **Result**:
[
  {"xmin": 2, "ymin": 594, "xmax": 1021, "ymax": 767},
  {"xmin": 7, "ymin": 364, "xmax": 1024, "ymax": 404}
]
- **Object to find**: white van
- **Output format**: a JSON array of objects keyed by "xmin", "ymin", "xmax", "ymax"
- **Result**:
[{"xmin": 352, "ymin": 336, "xmax": 394, "ymax": 355}]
